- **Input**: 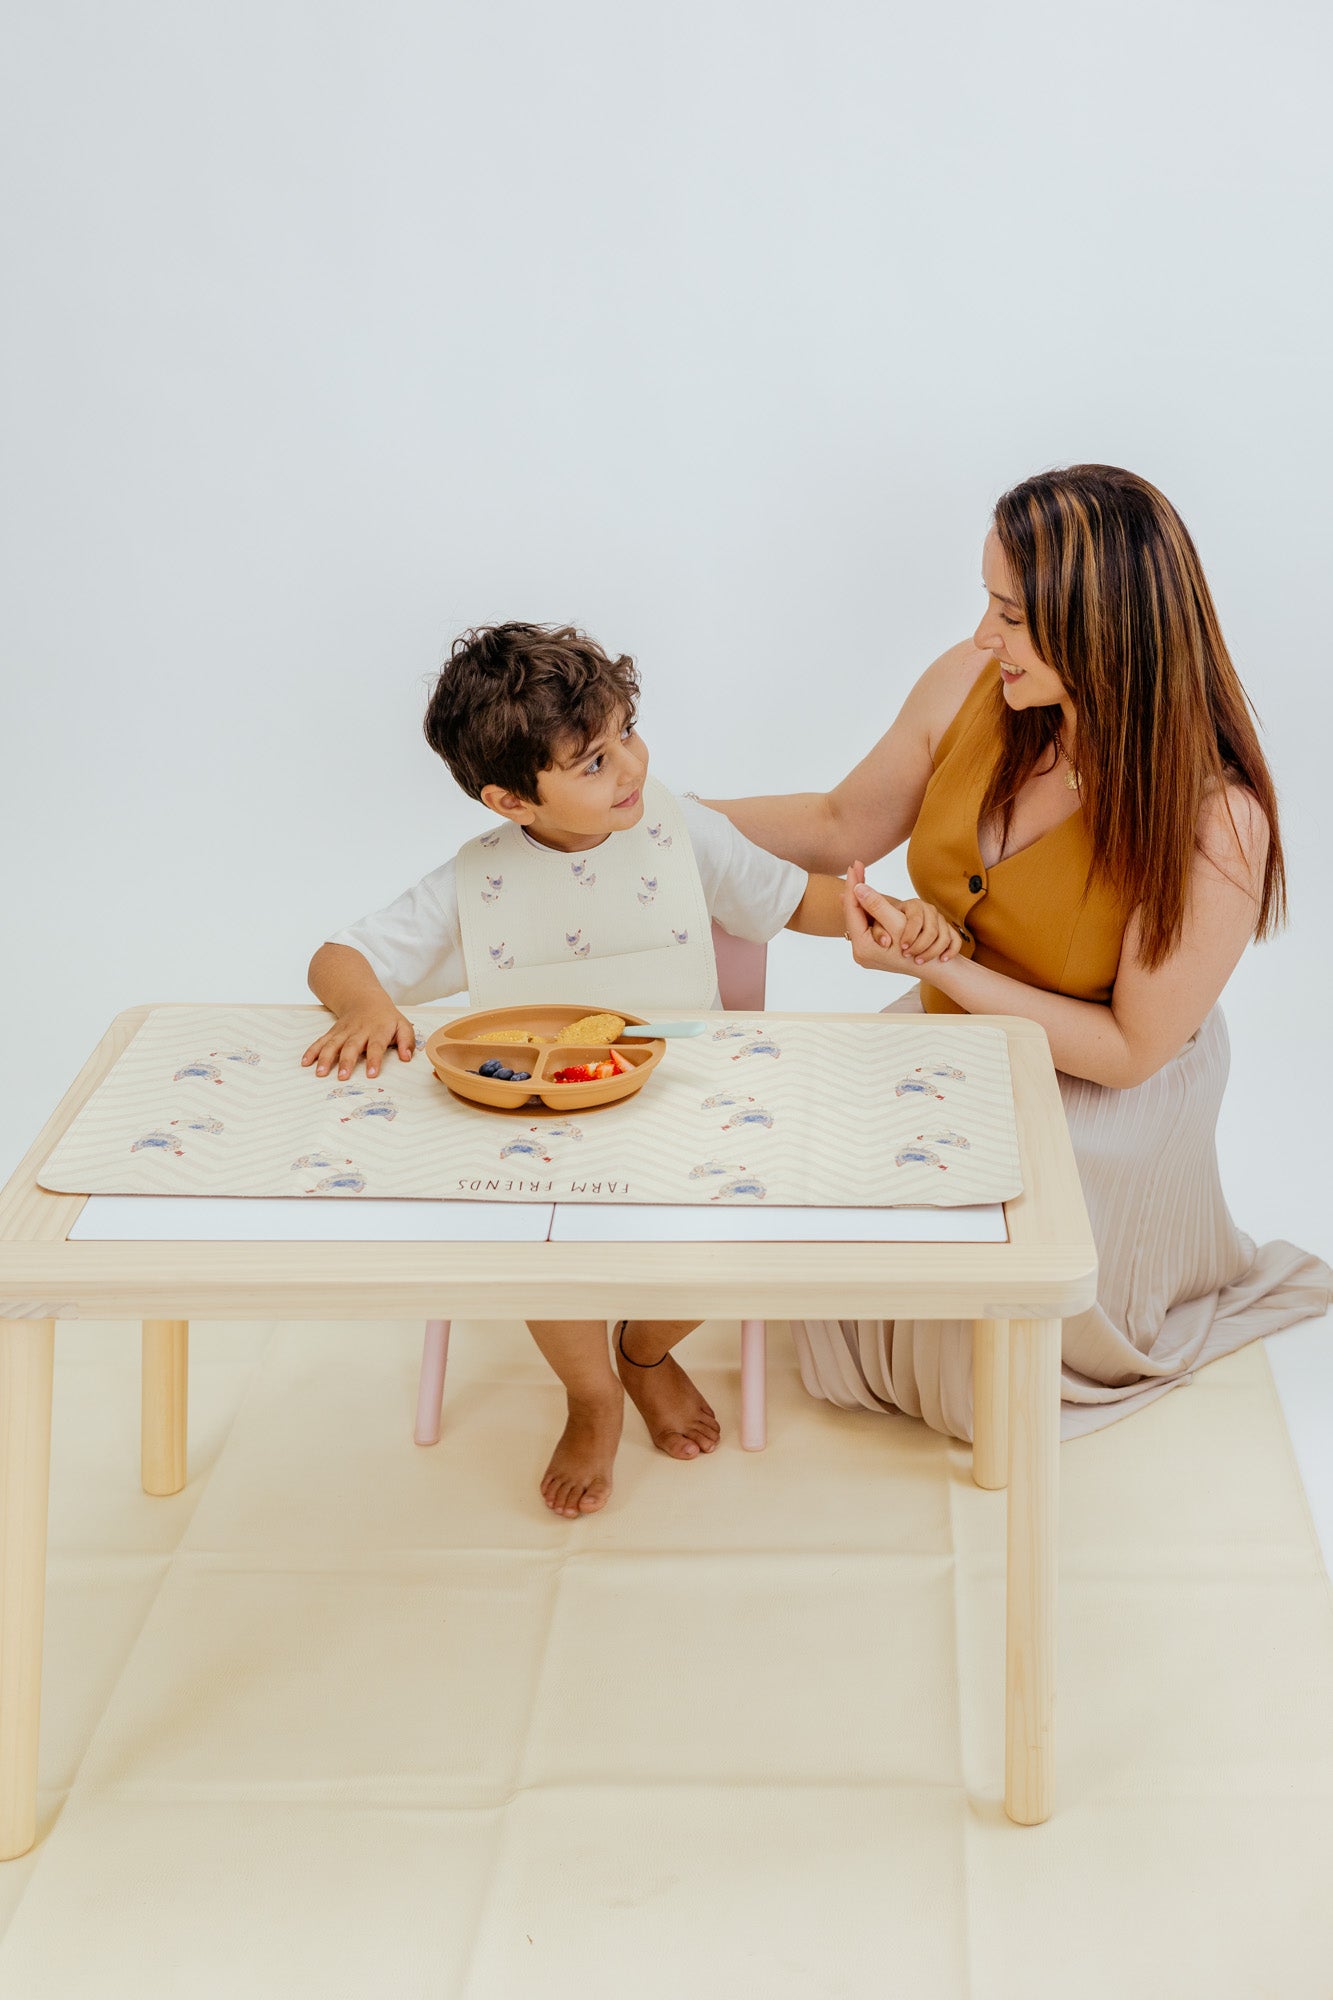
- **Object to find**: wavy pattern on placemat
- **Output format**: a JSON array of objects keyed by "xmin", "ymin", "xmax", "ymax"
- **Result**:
[{"xmin": 38, "ymin": 1007, "xmax": 1021, "ymax": 1206}]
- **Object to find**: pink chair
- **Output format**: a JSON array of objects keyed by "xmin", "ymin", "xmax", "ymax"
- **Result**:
[{"xmin": 414, "ymin": 922, "xmax": 771, "ymax": 1451}]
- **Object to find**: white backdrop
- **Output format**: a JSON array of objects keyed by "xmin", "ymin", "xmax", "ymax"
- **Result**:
[{"xmin": 2, "ymin": 0, "xmax": 1330, "ymax": 1257}]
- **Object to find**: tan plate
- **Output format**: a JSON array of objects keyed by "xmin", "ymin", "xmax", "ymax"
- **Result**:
[{"xmin": 424, "ymin": 1004, "xmax": 666, "ymax": 1112}]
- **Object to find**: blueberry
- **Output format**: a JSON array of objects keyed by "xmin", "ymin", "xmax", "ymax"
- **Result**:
[
  {"xmin": 493, "ymin": 1066, "xmax": 515, "ymax": 1081},
  {"xmin": 512, "ymin": 1069, "xmax": 531, "ymax": 1081},
  {"xmin": 478, "ymin": 1059, "xmax": 500, "ymax": 1076}
]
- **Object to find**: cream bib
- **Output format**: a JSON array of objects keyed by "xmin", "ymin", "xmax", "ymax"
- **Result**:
[{"xmin": 455, "ymin": 777, "xmax": 718, "ymax": 1014}]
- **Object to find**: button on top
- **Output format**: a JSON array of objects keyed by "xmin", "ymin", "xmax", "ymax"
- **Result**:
[{"xmin": 968, "ymin": 873, "xmax": 984, "ymax": 894}]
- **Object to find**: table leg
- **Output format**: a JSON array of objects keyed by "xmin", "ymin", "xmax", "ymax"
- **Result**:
[
  {"xmin": 1, "ymin": 1318, "xmax": 55, "ymax": 1861},
  {"xmin": 971, "ymin": 1318, "xmax": 1009, "ymax": 1489},
  {"xmin": 141, "ymin": 1320, "xmax": 188, "ymax": 1496},
  {"xmin": 1004, "ymin": 1316, "xmax": 1060, "ymax": 1825}
]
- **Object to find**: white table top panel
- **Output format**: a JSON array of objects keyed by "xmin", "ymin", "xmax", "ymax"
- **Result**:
[
  {"xmin": 549, "ymin": 1203, "xmax": 1008, "ymax": 1244},
  {"xmin": 68, "ymin": 1197, "xmax": 556, "ymax": 1243}
]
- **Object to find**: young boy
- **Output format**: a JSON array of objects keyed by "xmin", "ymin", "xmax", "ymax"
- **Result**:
[{"xmin": 304, "ymin": 623, "xmax": 849, "ymax": 1518}]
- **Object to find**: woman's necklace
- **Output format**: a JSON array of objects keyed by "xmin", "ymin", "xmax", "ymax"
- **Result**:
[{"xmin": 1056, "ymin": 730, "xmax": 1080, "ymax": 790}]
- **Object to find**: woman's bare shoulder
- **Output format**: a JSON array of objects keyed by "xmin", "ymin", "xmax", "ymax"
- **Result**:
[
  {"xmin": 909, "ymin": 641, "xmax": 994, "ymax": 756},
  {"xmin": 1197, "ymin": 780, "xmax": 1270, "ymax": 891}
]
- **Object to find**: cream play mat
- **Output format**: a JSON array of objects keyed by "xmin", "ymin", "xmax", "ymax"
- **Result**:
[
  {"xmin": 38, "ymin": 1006, "xmax": 1022, "ymax": 1208},
  {"xmin": 0, "ymin": 1322, "xmax": 1329, "ymax": 1998}
]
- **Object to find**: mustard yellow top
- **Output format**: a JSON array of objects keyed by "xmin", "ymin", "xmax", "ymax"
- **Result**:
[{"xmin": 906, "ymin": 661, "xmax": 1128, "ymax": 1017}]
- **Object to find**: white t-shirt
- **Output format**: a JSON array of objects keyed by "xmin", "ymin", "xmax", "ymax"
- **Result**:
[{"xmin": 328, "ymin": 794, "xmax": 807, "ymax": 1007}]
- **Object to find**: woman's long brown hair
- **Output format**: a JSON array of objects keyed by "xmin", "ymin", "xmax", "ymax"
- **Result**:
[{"xmin": 985, "ymin": 464, "xmax": 1286, "ymax": 968}]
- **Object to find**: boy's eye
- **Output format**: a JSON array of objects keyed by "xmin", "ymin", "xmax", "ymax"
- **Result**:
[
  {"xmin": 585, "ymin": 754, "xmax": 604, "ymax": 775},
  {"xmin": 1000, "ymin": 613, "xmax": 1021, "ymax": 627}
]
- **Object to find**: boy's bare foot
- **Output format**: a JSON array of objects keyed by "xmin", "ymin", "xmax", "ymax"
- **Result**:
[
  {"xmin": 615, "ymin": 1322, "xmax": 721, "ymax": 1460},
  {"xmin": 540, "ymin": 1388, "xmax": 624, "ymax": 1518}
]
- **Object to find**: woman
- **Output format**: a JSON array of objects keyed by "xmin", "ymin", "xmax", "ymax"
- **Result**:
[{"xmin": 711, "ymin": 464, "xmax": 1331, "ymax": 1439}]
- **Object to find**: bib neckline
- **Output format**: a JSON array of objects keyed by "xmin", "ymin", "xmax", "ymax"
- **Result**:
[{"xmin": 519, "ymin": 824, "xmax": 615, "ymax": 858}]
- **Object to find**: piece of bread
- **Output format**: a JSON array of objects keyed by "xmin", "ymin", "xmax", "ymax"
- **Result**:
[
  {"xmin": 554, "ymin": 1012, "xmax": 627, "ymax": 1046},
  {"xmin": 475, "ymin": 1028, "xmax": 535, "ymax": 1044}
]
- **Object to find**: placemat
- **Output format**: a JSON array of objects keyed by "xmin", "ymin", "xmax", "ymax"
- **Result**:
[{"xmin": 37, "ymin": 1005, "xmax": 1022, "ymax": 1207}]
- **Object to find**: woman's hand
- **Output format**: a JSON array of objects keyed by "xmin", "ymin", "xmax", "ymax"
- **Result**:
[
  {"xmin": 842, "ymin": 863, "xmax": 963, "ymax": 977},
  {"xmin": 892, "ymin": 893, "xmax": 963, "ymax": 966},
  {"xmin": 841, "ymin": 863, "xmax": 917, "ymax": 978}
]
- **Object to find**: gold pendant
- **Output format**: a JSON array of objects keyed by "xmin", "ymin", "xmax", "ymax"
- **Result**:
[{"xmin": 1065, "ymin": 765, "xmax": 1080, "ymax": 790}]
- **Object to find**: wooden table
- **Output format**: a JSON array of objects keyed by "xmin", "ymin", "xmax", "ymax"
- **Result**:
[{"xmin": 0, "ymin": 1005, "xmax": 1097, "ymax": 1855}]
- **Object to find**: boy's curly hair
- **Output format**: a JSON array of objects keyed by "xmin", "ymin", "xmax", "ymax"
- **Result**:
[{"xmin": 423, "ymin": 623, "xmax": 640, "ymax": 804}]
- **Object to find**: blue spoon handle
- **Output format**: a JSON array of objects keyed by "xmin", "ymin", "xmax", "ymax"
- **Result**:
[{"xmin": 619, "ymin": 1022, "xmax": 707, "ymax": 1038}]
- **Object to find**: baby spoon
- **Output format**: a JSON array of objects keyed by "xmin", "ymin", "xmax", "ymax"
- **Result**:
[{"xmin": 618, "ymin": 1022, "xmax": 707, "ymax": 1038}]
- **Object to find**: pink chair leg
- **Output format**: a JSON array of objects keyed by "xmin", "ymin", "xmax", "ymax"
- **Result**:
[
  {"xmin": 740, "ymin": 1318, "xmax": 767, "ymax": 1451},
  {"xmin": 414, "ymin": 1319, "xmax": 451, "ymax": 1446}
]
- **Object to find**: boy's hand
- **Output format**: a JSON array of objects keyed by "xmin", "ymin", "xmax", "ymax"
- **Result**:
[{"xmin": 301, "ymin": 1006, "xmax": 417, "ymax": 1082}]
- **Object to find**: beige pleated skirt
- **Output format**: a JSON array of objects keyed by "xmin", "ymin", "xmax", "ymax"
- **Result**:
[{"xmin": 792, "ymin": 995, "xmax": 1333, "ymax": 1441}]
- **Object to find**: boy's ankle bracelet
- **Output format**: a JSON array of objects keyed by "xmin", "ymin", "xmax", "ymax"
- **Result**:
[{"xmin": 616, "ymin": 1319, "xmax": 668, "ymax": 1368}]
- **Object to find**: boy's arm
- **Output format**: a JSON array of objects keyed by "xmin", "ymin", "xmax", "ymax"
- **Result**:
[
  {"xmin": 784, "ymin": 872, "xmax": 848, "ymax": 936},
  {"xmin": 303, "ymin": 942, "xmax": 418, "ymax": 1081}
]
